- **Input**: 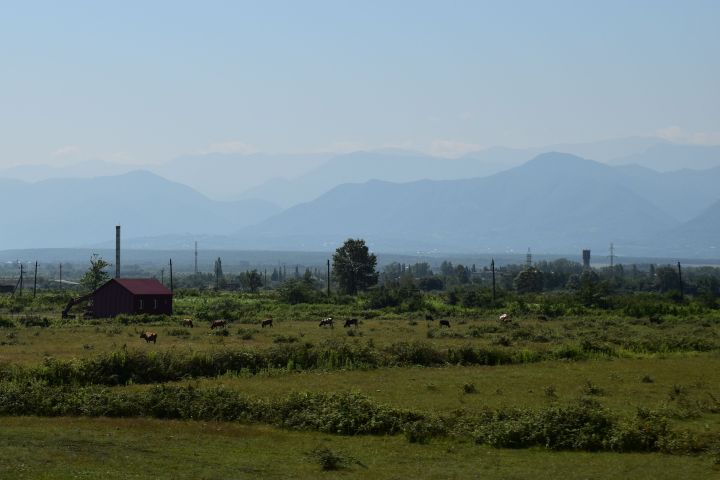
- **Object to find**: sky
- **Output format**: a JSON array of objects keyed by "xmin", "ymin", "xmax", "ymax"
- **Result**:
[{"xmin": 1, "ymin": 0, "xmax": 719, "ymax": 167}]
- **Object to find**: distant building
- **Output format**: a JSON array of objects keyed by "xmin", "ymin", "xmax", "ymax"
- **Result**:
[
  {"xmin": 582, "ymin": 249, "xmax": 591, "ymax": 268},
  {"xmin": 92, "ymin": 278, "xmax": 172, "ymax": 317}
]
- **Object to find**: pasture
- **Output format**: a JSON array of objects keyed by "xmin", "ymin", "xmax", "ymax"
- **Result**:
[{"xmin": 1, "ymin": 291, "xmax": 719, "ymax": 478}]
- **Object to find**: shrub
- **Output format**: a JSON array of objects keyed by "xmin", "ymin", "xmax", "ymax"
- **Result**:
[
  {"xmin": 277, "ymin": 280, "xmax": 319, "ymax": 305},
  {"xmin": 463, "ymin": 383, "xmax": 478, "ymax": 394},
  {"xmin": 307, "ymin": 447, "xmax": 349, "ymax": 471},
  {"xmin": 18, "ymin": 315, "xmax": 49, "ymax": 327},
  {"xmin": 0, "ymin": 317, "xmax": 15, "ymax": 328},
  {"xmin": 236, "ymin": 328, "xmax": 257, "ymax": 340},
  {"xmin": 581, "ymin": 380, "xmax": 605, "ymax": 396}
]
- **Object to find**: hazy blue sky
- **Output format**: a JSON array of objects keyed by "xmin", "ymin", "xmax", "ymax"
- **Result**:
[{"xmin": 1, "ymin": 0, "xmax": 718, "ymax": 166}]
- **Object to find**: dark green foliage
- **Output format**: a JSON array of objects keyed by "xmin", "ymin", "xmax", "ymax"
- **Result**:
[
  {"xmin": 236, "ymin": 328, "xmax": 257, "ymax": 340},
  {"xmin": 514, "ymin": 268, "xmax": 543, "ymax": 294},
  {"xmin": 0, "ymin": 381, "xmax": 708, "ymax": 455},
  {"xmin": 307, "ymin": 447, "xmax": 348, "ymax": 471},
  {"xmin": 0, "ymin": 317, "xmax": 15, "ymax": 328},
  {"xmin": 277, "ymin": 279, "xmax": 319, "ymax": 304},
  {"xmin": 463, "ymin": 383, "xmax": 478, "ymax": 394},
  {"xmin": 332, "ymin": 239, "xmax": 378, "ymax": 295},
  {"xmin": 18, "ymin": 315, "xmax": 49, "ymax": 327},
  {"xmin": 241, "ymin": 270, "xmax": 263, "ymax": 293},
  {"xmin": 364, "ymin": 284, "xmax": 424, "ymax": 311},
  {"xmin": 418, "ymin": 276, "xmax": 444, "ymax": 291}
]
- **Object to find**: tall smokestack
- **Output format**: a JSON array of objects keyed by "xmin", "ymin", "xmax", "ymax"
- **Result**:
[{"xmin": 115, "ymin": 225, "xmax": 121, "ymax": 279}]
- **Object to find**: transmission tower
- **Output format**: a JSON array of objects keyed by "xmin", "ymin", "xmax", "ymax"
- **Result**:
[{"xmin": 526, "ymin": 248, "xmax": 532, "ymax": 268}]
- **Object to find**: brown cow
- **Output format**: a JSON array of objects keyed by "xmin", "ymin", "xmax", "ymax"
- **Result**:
[
  {"xmin": 182, "ymin": 319, "xmax": 194, "ymax": 328},
  {"xmin": 211, "ymin": 319, "xmax": 227, "ymax": 329},
  {"xmin": 140, "ymin": 332, "xmax": 157, "ymax": 344},
  {"xmin": 261, "ymin": 318, "xmax": 273, "ymax": 328}
]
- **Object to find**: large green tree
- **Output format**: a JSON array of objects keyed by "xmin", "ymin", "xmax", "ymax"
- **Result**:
[
  {"xmin": 80, "ymin": 254, "xmax": 111, "ymax": 291},
  {"xmin": 332, "ymin": 238, "xmax": 378, "ymax": 295},
  {"xmin": 513, "ymin": 267, "xmax": 543, "ymax": 294}
]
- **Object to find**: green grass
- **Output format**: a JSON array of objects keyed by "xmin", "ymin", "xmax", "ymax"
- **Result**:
[
  {"xmin": 2, "ymin": 311, "xmax": 718, "ymax": 366},
  {"xmin": 170, "ymin": 355, "xmax": 720, "ymax": 417},
  {"xmin": 2, "ymin": 291, "xmax": 720, "ymax": 478},
  {"xmin": 0, "ymin": 417, "xmax": 716, "ymax": 480}
]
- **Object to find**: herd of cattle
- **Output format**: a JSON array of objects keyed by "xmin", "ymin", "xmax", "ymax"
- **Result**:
[{"xmin": 139, "ymin": 313, "xmax": 514, "ymax": 344}]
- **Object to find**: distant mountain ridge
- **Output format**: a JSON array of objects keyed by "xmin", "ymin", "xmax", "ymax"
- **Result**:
[
  {"xmin": 2, "ymin": 150, "xmax": 719, "ymax": 257},
  {"xmin": 0, "ymin": 171, "xmax": 280, "ymax": 250},
  {"xmin": 237, "ymin": 153, "xmax": 688, "ymax": 254}
]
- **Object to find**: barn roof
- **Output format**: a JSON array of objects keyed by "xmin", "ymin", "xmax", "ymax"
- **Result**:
[{"xmin": 110, "ymin": 278, "xmax": 172, "ymax": 295}]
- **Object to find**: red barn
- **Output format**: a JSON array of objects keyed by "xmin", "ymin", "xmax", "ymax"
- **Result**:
[{"xmin": 92, "ymin": 278, "xmax": 173, "ymax": 318}]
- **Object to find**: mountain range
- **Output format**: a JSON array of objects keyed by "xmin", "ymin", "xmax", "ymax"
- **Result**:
[
  {"xmin": 239, "ymin": 153, "xmax": 707, "ymax": 254},
  {"xmin": 0, "ymin": 171, "xmax": 279, "ymax": 250},
  {"xmin": 3, "ymin": 137, "xmax": 718, "ymax": 208},
  {"xmin": 0, "ymin": 144, "xmax": 719, "ymax": 257}
]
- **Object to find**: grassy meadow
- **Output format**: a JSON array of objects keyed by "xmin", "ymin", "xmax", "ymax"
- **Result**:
[{"xmin": 1, "ymin": 291, "xmax": 719, "ymax": 478}]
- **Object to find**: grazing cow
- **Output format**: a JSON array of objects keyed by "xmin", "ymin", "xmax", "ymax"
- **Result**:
[
  {"xmin": 182, "ymin": 319, "xmax": 194, "ymax": 328},
  {"xmin": 261, "ymin": 318, "xmax": 273, "ymax": 328},
  {"xmin": 344, "ymin": 318, "xmax": 358, "ymax": 328},
  {"xmin": 499, "ymin": 314, "xmax": 511, "ymax": 323},
  {"xmin": 319, "ymin": 317, "xmax": 333, "ymax": 328},
  {"xmin": 439, "ymin": 320, "xmax": 451, "ymax": 328},
  {"xmin": 140, "ymin": 332, "xmax": 157, "ymax": 344},
  {"xmin": 211, "ymin": 319, "xmax": 227, "ymax": 329}
]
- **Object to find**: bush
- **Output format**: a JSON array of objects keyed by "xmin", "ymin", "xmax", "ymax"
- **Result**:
[
  {"xmin": 18, "ymin": 315, "xmax": 49, "ymax": 327},
  {"xmin": 277, "ymin": 280, "xmax": 319, "ymax": 305},
  {"xmin": 463, "ymin": 383, "xmax": 478, "ymax": 394},
  {"xmin": 236, "ymin": 328, "xmax": 257, "ymax": 340},
  {"xmin": 307, "ymin": 447, "xmax": 348, "ymax": 471},
  {"xmin": 0, "ymin": 317, "xmax": 15, "ymax": 328}
]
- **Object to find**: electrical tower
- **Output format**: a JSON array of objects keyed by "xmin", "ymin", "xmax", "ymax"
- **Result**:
[
  {"xmin": 526, "ymin": 248, "xmax": 532, "ymax": 268},
  {"xmin": 609, "ymin": 243, "xmax": 615, "ymax": 270}
]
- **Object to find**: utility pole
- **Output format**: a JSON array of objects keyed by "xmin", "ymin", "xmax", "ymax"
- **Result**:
[
  {"xmin": 169, "ymin": 259, "xmax": 174, "ymax": 294},
  {"xmin": 491, "ymin": 258, "xmax": 496, "ymax": 305},
  {"xmin": 326, "ymin": 259, "xmax": 330, "ymax": 296},
  {"xmin": 18, "ymin": 264, "xmax": 24, "ymax": 296},
  {"xmin": 194, "ymin": 241, "xmax": 198, "ymax": 274},
  {"xmin": 115, "ymin": 225, "xmax": 121, "ymax": 279},
  {"xmin": 33, "ymin": 261, "xmax": 38, "ymax": 297},
  {"xmin": 526, "ymin": 248, "xmax": 532, "ymax": 268},
  {"xmin": 59, "ymin": 263, "xmax": 63, "ymax": 291},
  {"xmin": 677, "ymin": 261, "xmax": 683, "ymax": 300}
]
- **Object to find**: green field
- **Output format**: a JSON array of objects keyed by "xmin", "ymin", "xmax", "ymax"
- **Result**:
[{"xmin": 1, "ymin": 292, "xmax": 719, "ymax": 478}]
